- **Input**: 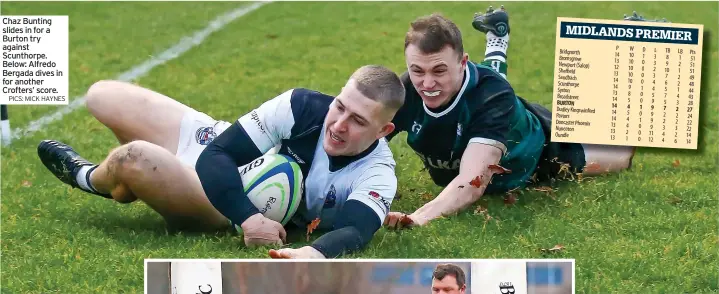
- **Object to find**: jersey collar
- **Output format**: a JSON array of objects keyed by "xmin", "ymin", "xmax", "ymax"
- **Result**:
[
  {"xmin": 422, "ymin": 61, "xmax": 479, "ymax": 118},
  {"xmin": 327, "ymin": 139, "xmax": 379, "ymax": 172}
]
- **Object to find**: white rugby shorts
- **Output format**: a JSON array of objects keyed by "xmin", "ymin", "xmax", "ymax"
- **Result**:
[{"xmin": 175, "ymin": 110, "xmax": 232, "ymax": 168}]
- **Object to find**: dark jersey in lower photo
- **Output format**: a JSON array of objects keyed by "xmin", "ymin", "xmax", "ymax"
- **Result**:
[{"xmin": 387, "ymin": 61, "xmax": 547, "ymax": 194}]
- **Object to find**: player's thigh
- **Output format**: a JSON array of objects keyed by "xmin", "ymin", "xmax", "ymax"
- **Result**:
[
  {"xmin": 123, "ymin": 141, "xmax": 230, "ymax": 231},
  {"xmin": 581, "ymin": 143, "xmax": 634, "ymax": 175},
  {"xmin": 85, "ymin": 80, "xmax": 197, "ymax": 154}
]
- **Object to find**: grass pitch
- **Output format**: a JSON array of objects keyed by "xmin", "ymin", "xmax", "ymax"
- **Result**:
[{"xmin": 1, "ymin": 2, "xmax": 717, "ymax": 293}]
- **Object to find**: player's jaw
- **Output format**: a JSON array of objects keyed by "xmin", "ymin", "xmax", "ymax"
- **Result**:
[
  {"xmin": 324, "ymin": 124, "xmax": 347, "ymax": 154},
  {"xmin": 324, "ymin": 111, "xmax": 372, "ymax": 157},
  {"xmin": 418, "ymin": 86, "xmax": 449, "ymax": 109},
  {"xmin": 413, "ymin": 73, "xmax": 446, "ymax": 108}
]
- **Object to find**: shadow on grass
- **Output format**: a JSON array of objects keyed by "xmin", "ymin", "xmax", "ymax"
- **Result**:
[
  {"xmin": 71, "ymin": 208, "xmax": 240, "ymax": 248},
  {"xmin": 72, "ymin": 206, "xmax": 323, "ymax": 252}
]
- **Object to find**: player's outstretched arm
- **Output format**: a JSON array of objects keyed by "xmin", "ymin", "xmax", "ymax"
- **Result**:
[
  {"xmin": 407, "ymin": 144, "xmax": 502, "ymax": 226},
  {"xmin": 313, "ymin": 166, "xmax": 396, "ymax": 257},
  {"xmin": 269, "ymin": 200, "xmax": 383, "ymax": 259},
  {"xmin": 298, "ymin": 200, "xmax": 384, "ymax": 258},
  {"xmin": 270, "ymin": 165, "xmax": 396, "ymax": 259},
  {"xmin": 197, "ymin": 90, "xmax": 298, "ymax": 247}
]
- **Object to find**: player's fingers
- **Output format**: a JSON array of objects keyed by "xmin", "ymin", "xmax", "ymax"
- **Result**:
[
  {"xmin": 268, "ymin": 249, "xmax": 287, "ymax": 259},
  {"xmin": 384, "ymin": 212, "xmax": 398, "ymax": 225},
  {"xmin": 273, "ymin": 222, "xmax": 287, "ymax": 243},
  {"xmin": 384, "ymin": 215, "xmax": 394, "ymax": 228},
  {"xmin": 386, "ymin": 214, "xmax": 401, "ymax": 230},
  {"xmin": 270, "ymin": 249, "xmax": 295, "ymax": 259},
  {"xmin": 254, "ymin": 238, "xmax": 282, "ymax": 247},
  {"xmin": 399, "ymin": 215, "xmax": 414, "ymax": 228},
  {"xmin": 245, "ymin": 238, "xmax": 267, "ymax": 248},
  {"xmin": 268, "ymin": 249, "xmax": 280, "ymax": 258},
  {"xmin": 244, "ymin": 232, "xmax": 283, "ymax": 247}
]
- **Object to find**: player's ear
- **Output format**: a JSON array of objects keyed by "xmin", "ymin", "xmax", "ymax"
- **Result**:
[
  {"xmin": 378, "ymin": 122, "xmax": 395, "ymax": 139},
  {"xmin": 460, "ymin": 53, "xmax": 469, "ymax": 68}
]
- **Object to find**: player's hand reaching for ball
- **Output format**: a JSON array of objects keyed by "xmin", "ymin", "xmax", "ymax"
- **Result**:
[
  {"xmin": 383, "ymin": 211, "xmax": 417, "ymax": 230},
  {"xmin": 268, "ymin": 246, "xmax": 326, "ymax": 259},
  {"xmin": 240, "ymin": 213, "xmax": 287, "ymax": 247}
]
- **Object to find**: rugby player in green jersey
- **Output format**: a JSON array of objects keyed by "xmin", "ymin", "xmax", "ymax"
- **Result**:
[{"xmin": 384, "ymin": 7, "xmax": 636, "ymax": 228}]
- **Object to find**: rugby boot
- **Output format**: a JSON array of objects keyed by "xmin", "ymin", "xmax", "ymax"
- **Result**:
[
  {"xmin": 623, "ymin": 11, "xmax": 670, "ymax": 23},
  {"xmin": 472, "ymin": 5, "xmax": 510, "ymax": 37},
  {"xmin": 37, "ymin": 139, "xmax": 106, "ymax": 197}
]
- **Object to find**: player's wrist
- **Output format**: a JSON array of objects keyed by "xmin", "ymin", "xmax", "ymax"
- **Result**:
[
  {"xmin": 302, "ymin": 246, "xmax": 327, "ymax": 259},
  {"xmin": 408, "ymin": 212, "xmax": 427, "ymax": 226}
]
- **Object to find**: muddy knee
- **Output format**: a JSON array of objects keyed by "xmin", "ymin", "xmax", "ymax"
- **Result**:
[
  {"xmin": 106, "ymin": 140, "xmax": 159, "ymax": 202},
  {"xmin": 109, "ymin": 140, "xmax": 158, "ymax": 176}
]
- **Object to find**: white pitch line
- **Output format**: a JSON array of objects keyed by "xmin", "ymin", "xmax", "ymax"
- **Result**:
[{"xmin": 6, "ymin": 1, "xmax": 271, "ymax": 145}]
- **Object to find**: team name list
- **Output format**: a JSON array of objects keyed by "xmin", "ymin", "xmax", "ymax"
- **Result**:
[{"xmin": 554, "ymin": 48, "xmax": 595, "ymax": 138}]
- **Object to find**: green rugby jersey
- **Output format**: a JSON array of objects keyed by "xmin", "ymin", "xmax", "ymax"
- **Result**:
[{"xmin": 387, "ymin": 61, "xmax": 546, "ymax": 194}]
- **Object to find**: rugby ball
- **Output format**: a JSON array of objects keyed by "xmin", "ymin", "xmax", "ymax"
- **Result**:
[{"xmin": 235, "ymin": 154, "xmax": 303, "ymax": 226}]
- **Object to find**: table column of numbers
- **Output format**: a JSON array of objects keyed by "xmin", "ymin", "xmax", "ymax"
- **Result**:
[
  {"xmin": 626, "ymin": 45, "xmax": 635, "ymax": 142},
  {"xmin": 649, "ymin": 47, "xmax": 657, "ymax": 143},
  {"xmin": 665, "ymin": 47, "xmax": 678, "ymax": 145},
  {"xmin": 611, "ymin": 45, "xmax": 620, "ymax": 141},
  {"xmin": 638, "ymin": 46, "xmax": 646, "ymax": 143},
  {"xmin": 687, "ymin": 49, "xmax": 697, "ymax": 145},
  {"xmin": 674, "ymin": 47, "xmax": 683, "ymax": 145},
  {"xmin": 660, "ymin": 47, "xmax": 668, "ymax": 144}
]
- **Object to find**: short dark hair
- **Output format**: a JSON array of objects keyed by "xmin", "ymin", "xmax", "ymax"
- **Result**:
[
  {"xmin": 433, "ymin": 263, "xmax": 466, "ymax": 288},
  {"xmin": 350, "ymin": 65, "xmax": 405, "ymax": 111},
  {"xmin": 404, "ymin": 13, "xmax": 464, "ymax": 60}
]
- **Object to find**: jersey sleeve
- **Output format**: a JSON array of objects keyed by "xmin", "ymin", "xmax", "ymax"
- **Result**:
[
  {"xmin": 236, "ymin": 89, "xmax": 296, "ymax": 153},
  {"xmin": 466, "ymin": 78, "xmax": 516, "ymax": 155},
  {"xmin": 347, "ymin": 163, "xmax": 397, "ymax": 223},
  {"xmin": 308, "ymin": 162, "xmax": 396, "ymax": 257},
  {"xmin": 237, "ymin": 88, "xmax": 332, "ymax": 152}
]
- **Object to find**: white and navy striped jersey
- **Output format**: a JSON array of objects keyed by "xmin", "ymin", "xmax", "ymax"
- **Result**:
[{"xmin": 237, "ymin": 88, "xmax": 397, "ymax": 230}]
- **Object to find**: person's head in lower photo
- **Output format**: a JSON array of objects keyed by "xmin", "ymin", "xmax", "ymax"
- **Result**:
[{"xmin": 431, "ymin": 263, "xmax": 466, "ymax": 294}]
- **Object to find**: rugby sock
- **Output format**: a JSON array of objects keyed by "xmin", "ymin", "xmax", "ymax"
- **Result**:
[
  {"xmin": 483, "ymin": 31, "xmax": 510, "ymax": 80},
  {"xmin": 75, "ymin": 165, "xmax": 112, "ymax": 198}
]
